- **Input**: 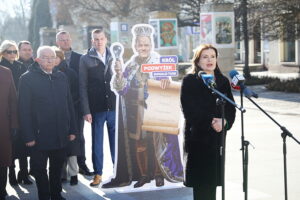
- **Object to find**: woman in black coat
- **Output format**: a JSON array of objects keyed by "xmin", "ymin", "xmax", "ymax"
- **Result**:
[
  {"xmin": 0, "ymin": 40, "xmax": 31, "ymax": 186},
  {"xmin": 54, "ymin": 47, "xmax": 81, "ymax": 185},
  {"xmin": 180, "ymin": 44, "xmax": 236, "ymax": 200}
]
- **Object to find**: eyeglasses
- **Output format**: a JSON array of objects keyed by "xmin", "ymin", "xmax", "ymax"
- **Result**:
[
  {"xmin": 5, "ymin": 50, "xmax": 18, "ymax": 55},
  {"xmin": 58, "ymin": 39, "xmax": 70, "ymax": 42},
  {"xmin": 40, "ymin": 57, "xmax": 56, "ymax": 61}
]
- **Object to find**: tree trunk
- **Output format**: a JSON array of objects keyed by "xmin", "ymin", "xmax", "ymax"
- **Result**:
[{"xmin": 242, "ymin": 0, "xmax": 251, "ymax": 79}]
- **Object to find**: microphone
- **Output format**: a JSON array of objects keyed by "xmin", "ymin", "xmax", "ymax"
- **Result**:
[
  {"xmin": 229, "ymin": 70, "xmax": 258, "ymax": 98},
  {"xmin": 198, "ymin": 71, "xmax": 216, "ymax": 88}
]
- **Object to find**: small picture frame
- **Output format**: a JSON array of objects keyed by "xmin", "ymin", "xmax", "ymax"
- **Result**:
[{"xmin": 120, "ymin": 23, "xmax": 128, "ymax": 32}]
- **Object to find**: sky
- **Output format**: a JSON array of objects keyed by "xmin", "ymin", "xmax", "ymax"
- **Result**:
[{"xmin": 0, "ymin": 0, "xmax": 31, "ymax": 18}]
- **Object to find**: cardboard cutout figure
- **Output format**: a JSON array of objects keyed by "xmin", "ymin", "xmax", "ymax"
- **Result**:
[{"xmin": 103, "ymin": 24, "xmax": 183, "ymax": 190}]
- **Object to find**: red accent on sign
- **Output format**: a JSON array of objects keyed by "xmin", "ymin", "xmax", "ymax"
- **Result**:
[{"xmin": 141, "ymin": 63, "xmax": 176, "ymax": 73}]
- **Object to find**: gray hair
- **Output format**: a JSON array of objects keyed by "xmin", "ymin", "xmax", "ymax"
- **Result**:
[{"xmin": 37, "ymin": 46, "xmax": 56, "ymax": 58}]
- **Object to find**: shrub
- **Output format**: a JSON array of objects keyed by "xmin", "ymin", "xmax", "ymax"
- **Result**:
[
  {"xmin": 266, "ymin": 78, "xmax": 300, "ymax": 93},
  {"xmin": 245, "ymin": 76, "xmax": 300, "ymax": 93}
]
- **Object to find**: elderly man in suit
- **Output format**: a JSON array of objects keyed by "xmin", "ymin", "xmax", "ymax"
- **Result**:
[{"xmin": 19, "ymin": 46, "xmax": 77, "ymax": 200}]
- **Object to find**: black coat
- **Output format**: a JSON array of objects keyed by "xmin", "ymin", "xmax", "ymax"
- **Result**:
[
  {"xmin": 0, "ymin": 58, "xmax": 27, "ymax": 91},
  {"xmin": 18, "ymin": 62, "xmax": 77, "ymax": 151},
  {"xmin": 180, "ymin": 72, "xmax": 236, "ymax": 187},
  {"xmin": 79, "ymin": 47, "xmax": 116, "ymax": 115},
  {"xmin": 69, "ymin": 51, "xmax": 82, "ymax": 75},
  {"xmin": 55, "ymin": 61, "xmax": 80, "ymax": 156},
  {"xmin": 18, "ymin": 57, "xmax": 35, "ymax": 69}
]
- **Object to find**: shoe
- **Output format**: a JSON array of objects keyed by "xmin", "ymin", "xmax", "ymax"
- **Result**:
[
  {"xmin": 70, "ymin": 175, "xmax": 78, "ymax": 186},
  {"xmin": 17, "ymin": 171, "xmax": 33, "ymax": 185},
  {"xmin": 9, "ymin": 171, "xmax": 18, "ymax": 186},
  {"xmin": 78, "ymin": 166, "xmax": 93, "ymax": 176},
  {"xmin": 133, "ymin": 176, "xmax": 150, "ymax": 188},
  {"xmin": 101, "ymin": 178, "xmax": 131, "ymax": 188},
  {"xmin": 155, "ymin": 175, "xmax": 164, "ymax": 187},
  {"xmin": 90, "ymin": 174, "xmax": 102, "ymax": 187}
]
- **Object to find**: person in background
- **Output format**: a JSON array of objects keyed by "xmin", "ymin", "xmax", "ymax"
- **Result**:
[
  {"xmin": 18, "ymin": 41, "xmax": 34, "ymax": 69},
  {"xmin": 19, "ymin": 46, "xmax": 77, "ymax": 200},
  {"xmin": 56, "ymin": 31, "xmax": 93, "ymax": 176},
  {"xmin": 0, "ymin": 66, "xmax": 18, "ymax": 199},
  {"xmin": 53, "ymin": 46, "xmax": 80, "ymax": 186},
  {"xmin": 0, "ymin": 40, "xmax": 31, "ymax": 186},
  {"xmin": 180, "ymin": 44, "xmax": 236, "ymax": 200}
]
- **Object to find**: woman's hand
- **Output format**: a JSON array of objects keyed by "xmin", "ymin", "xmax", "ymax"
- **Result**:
[{"xmin": 211, "ymin": 118, "xmax": 226, "ymax": 133}]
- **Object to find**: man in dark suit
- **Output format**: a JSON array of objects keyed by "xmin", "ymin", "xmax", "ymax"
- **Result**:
[
  {"xmin": 56, "ymin": 31, "xmax": 93, "ymax": 176},
  {"xmin": 19, "ymin": 46, "xmax": 77, "ymax": 200}
]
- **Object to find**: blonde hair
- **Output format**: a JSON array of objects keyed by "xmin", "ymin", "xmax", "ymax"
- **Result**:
[
  {"xmin": 190, "ymin": 44, "xmax": 221, "ymax": 75},
  {"xmin": 52, "ymin": 46, "xmax": 65, "ymax": 61},
  {"xmin": 0, "ymin": 40, "xmax": 19, "ymax": 60}
]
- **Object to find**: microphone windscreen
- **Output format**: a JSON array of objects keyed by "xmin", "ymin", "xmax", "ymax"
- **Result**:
[{"xmin": 229, "ymin": 69, "xmax": 239, "ymax": 79}]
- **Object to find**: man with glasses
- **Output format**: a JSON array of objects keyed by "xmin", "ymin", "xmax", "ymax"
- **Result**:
[
  {"xmin": 19, "ymin": 46, "xmax": 77, "ymax": 200},
  {"xmin": 56, "ymin": 31, "xmax": 93, "ymax": 176}
]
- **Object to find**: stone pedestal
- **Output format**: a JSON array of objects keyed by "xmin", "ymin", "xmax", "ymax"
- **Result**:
[
  {"xmin": 39, "ymin": 27, "xmax": 56, "ymax": 46},
  {"xmin": 200, "ymin": 3, "xmax": 235, "ymax": 76}
]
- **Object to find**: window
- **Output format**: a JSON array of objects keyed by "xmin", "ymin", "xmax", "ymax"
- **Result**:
[
  {"xmin": 281, "ymin": 41, "xmax": 295, "ymax": 62},
  {"xmin": 280, "ymin": 22, "xmax": 296, "ymax": 62}
]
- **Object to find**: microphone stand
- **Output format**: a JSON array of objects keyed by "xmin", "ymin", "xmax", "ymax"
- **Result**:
[
  {"xmin": 246, "ymin": 97, "xmax": 300, "ymax": 200},
  {"xmin": 240, "ymin": 88, "xmax": 252, "ymax": 200},
  {"xmin": 208, "ymin": 86, "xmax": 246, "ymax": 200}
]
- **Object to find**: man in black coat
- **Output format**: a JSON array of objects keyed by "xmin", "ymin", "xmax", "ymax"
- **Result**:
[
  {"xmin": 18, "ymin": 41, "xmax": 34, "ymax": 69},
  {"xmin": 79, "ymin": 28, "xmax": 116, "ymax": 187},
  {"xmin": 19, "ymin": 46, "xmax": 77, "ymax": 200},
  {"xmin": 56, "ymin": 31, "xmax": 93, "ymax": 176}
]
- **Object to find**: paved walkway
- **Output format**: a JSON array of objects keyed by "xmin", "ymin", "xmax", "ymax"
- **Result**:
[{"xmin": 5, "ymin": 85, "xmax": 300, "ymax": 200}]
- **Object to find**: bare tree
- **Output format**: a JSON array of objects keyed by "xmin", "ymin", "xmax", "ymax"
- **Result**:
[
  {"xmin": 28, "ymin": 0, "xmax": 52, "ymax": 52},
  {"xmin": 0, "ymin": 0, "xmax": 31, "ymax": 41},
  {"xmin": 61, "ymin": 0, "xmax": 179, "ymax": 28}
]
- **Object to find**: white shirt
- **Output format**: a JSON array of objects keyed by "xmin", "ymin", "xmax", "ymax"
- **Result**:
[
  {"xmin": 40, "ymin": 66, "xmax": 52, "ymax": 74},
  {"xmin": 97, "ymin": 50, "xmax": 106, "ymax": 65}
]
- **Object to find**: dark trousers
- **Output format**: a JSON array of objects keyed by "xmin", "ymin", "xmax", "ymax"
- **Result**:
[
  {"xmin": 31, "ymin": 147, "xmax": 66, "ymax": 200},
  {"xmin": 77, "ymin": 118, "xmax": 87, "ymax": 168},
  {"xmin": 9, "ymin": 156, "xmax": 28, "ymax": 176},
  {"xmin": 0, "ymin": 167, "xmax": 7, "ymax": 198},
  {"xmin": 193, "ymin": 185, "xmax": 216, "ymax": 200}
]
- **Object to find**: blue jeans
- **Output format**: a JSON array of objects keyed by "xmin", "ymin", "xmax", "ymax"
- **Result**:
[{"xmin": 91, "ymin": 111, "xmax": 115, "ymax": 175}]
